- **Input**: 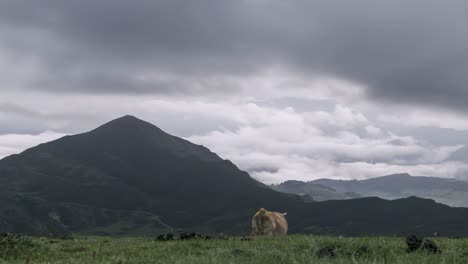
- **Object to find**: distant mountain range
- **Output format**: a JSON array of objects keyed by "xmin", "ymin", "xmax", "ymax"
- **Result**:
[
  {"xmin": 2, "ymin": 116, "xmax": 468, "ymax": 237},
  {"xmin": 272, "ymin": 180, "xmax": 361, "ymax": 202},
  {"xmin": 273, "ymin": 173, "xmax": 468, "ymax": 207}
]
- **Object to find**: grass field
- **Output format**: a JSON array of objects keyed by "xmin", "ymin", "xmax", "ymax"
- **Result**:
[{"xmin": 2, "ymin": 234, "xmax": 468, "ymax": 263}]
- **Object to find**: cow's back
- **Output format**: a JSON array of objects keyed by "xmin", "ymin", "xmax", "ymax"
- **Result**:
[{"xmin": 271, "ymin": 212, "xmax": 288, "ymax": 235}]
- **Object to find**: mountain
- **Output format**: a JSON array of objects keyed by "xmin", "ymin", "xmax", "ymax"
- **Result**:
[
  {"xmin": 2, "ymin": 116, "xmax": 468, "ymax": 237},
  {"xmin": 312, "ymin": 173, "xmax": 468, "ymax": 207},
  {"xmin": 0, "ymin": 115, "xmax": 303, "ymax": 235},
  {"xmin": 271, "ymin": 180, "xmax": 361, "ymax": 201}
]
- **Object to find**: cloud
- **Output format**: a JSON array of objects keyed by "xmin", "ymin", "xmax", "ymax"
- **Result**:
[
  {"xmin": 1, "ymin": 0, "xmax": 468, "ymax": 113},
  {"xmin": 0, "ymin": 91, "xmax": 466, "ymax": 183},
  {"xmin": 0, "ymin": 131, "xmax": 66, "ymax": 159},
  {"xmin": 186, "ymin": 103, "xmax": 466, "ymax": 183},
  {"xmin": 377, "ymin": 109, "xmax": 468, "ymax": 132}
]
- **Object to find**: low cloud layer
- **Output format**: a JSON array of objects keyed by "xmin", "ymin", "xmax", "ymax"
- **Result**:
[
  {"xmin": 1, "ymin": 91, "xmax": 467, "ymax": 184},
  {"xmin": 186, "ymin": 102, "xmax": 466, "ymax": 183},
  {"xmin": 0, "ymin": 131, "xmax": 66, "ymax": 159}
]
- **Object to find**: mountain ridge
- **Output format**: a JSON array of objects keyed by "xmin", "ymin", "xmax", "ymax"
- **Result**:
[
  {"xmin": 300, "ymin": 173, "xmax": 468, "ymax": 207},
  {"xmin": 271, "ymin": 180, "xmax": 361, "ymax": 202},
  {"xmin": 2, "ymin": 116, "xmax": 468, "ymax": 237}
]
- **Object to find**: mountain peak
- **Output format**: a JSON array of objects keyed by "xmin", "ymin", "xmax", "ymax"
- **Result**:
[
  {"xmin": 91, "ymin": 115, "xmax": 162, "ymax": 135},
  {"xmin": 104, "ymin": 115, "xmax": 155, "ymax": 127},
  {"xmin": 78, "ymin": 115, "xmax": 222, "ymax": 163},
  {"xmin": 384, "ymin": 173, "xmax": 412, "ymax": 178},
  {"xmin": 115, "ymin": 114, "xmax": 141, "ymax": 122}
]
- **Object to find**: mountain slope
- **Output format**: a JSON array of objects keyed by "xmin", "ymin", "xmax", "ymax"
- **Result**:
[
  {"xmin": 312, "ymin": 173, "xmax": 468, "ymax": 207},
  {"xmin": 271, "ymin": 180, "xmax": 361, "ymax": 201},
  {"xmin": 2, "ymin": 116, "xmax": 468, "ymax": 236},
  {"xmin": 0, "ymin": 115, "xmax": 302, "ymax": 235}
]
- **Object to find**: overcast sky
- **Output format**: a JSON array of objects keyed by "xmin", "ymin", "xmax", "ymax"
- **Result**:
[{"xmin": 1, "ymin": 0, "xmax": 468, "ymax": 183}]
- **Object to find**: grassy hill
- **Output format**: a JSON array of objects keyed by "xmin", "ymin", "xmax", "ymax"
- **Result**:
[{"xmin": 2, "ymin": 235, "xmax": 468, "ymax": 263}]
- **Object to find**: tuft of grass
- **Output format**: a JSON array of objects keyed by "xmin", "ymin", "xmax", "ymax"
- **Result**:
[
  {"xmin": 0, "ymin": 235, "xmax": 468, "ymax": 263},
  {"xmin": 0, "ymin": 233, "xmax": 39, "ymax": 260}
]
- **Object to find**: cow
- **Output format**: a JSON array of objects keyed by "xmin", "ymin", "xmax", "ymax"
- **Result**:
[{"xmin": 251, "ymin": 208, "xmax": 288, "ymax": 236}]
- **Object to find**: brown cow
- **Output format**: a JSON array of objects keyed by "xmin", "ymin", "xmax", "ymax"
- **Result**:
[{"xmin": 251, "ymin": 208, "xmax": 288, "ymax": 236}]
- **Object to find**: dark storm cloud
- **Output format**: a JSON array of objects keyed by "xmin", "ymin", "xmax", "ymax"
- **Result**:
[{"xmin": 1, "ymin": 0, "xmax": 468, "ymax": 111}]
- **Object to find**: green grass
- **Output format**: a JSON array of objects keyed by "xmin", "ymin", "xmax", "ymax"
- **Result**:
[{"xmin": 2, "ymin": 235, "xmax": 468, "ymax": 263}]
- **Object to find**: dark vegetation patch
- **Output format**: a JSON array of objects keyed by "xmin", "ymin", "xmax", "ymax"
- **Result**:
[
  {"xmin": 59, "ymin": 245, "xmax": 88, "ymax": 253},
  {"xmin": 0, "ymin": 233, "xmax": 39, "ymax": 260},
  {"xmin": 406, "ymin": 235, "xmax": 440, "ymax": 254},
  {"xmin": 240, "ymin": 236, "xmax": 254, "ymax": 241},
  {"xmin": 179, "ymin": 232, "xmax": 211, "ymax": 240},
  {"xmin": 229, "ymin": 248, "xmax": 254, "ymax": 258},
  {"xmin": 155, "ymin": 232, "xmax": 258, "ymax": 242},
  {"xmin": 156, "ymin": 232, "xmax": 212, "ymax": 241},
  {"xmin": 231, "ymin": 248, "xmax": 245, "ymax": 256},
  {"xmin": 353, "ymin": 245, "xmax": 371, "ymax": 257},
  {"xmin": 316, "ymin": 245, "xmax": 337, "ymax": 258},
  {"xmin": 316, "ymin": 243, "xmax": 372, "ymax": 259},
  {"xmin": 156, "ymin": 233, "xmax": 174, "ymax": 241}
]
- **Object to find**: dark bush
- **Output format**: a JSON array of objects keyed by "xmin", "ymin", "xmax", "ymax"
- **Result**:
[
  {"xmin": 0, "ymin": 233, "xmax": 37, "ymax": 260},
  {"xmin": 406, "ymin": 235, "xmax": 440, "ymax": 254},
  {"xmin": 316, "ymin": 246, "xmax": 337, "ymax": 258}
]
